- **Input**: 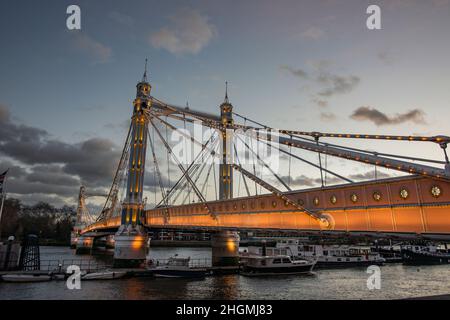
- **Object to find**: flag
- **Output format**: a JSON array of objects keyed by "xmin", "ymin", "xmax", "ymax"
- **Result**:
[{"xmin": 0, "ymin": 170, "xmax": 8, "ymax": 194}]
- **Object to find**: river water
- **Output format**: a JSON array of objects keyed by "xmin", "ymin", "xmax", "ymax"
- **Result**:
[{"xmin": 0, "ymin": 246, "xmax": 449, "ymax": 300}]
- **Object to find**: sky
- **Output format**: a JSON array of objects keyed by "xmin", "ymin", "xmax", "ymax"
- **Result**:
[{"xmin": 0, "ymin": 0, "xmax": 449, "ymax": 208}]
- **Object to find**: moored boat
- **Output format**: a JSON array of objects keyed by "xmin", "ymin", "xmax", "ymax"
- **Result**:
[
  {"xmin": 81, "ymin": 270, "xmax": 127, "ymax": 280},
  {"xmin": 1, "ymin": 274, "xmax": 52, "ymax": 283},
  {"xmin": 241, "ymin": 255, "xmax": 315, "ymax": 276},
  {"xmin": 401, "ymin": 244, "xmax": 450, "ymax": 265},
  {"xmin": 148, "ymin": 255, "xmax": 207, "ymax": 278},
  {"xmin": 243, "ymin": 239, "xmax": 385, "ymax": 268}
]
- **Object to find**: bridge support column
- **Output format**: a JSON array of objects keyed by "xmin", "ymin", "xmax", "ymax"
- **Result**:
[
  {"xmin": 75, "ymin": 236, "xmax": 94, "ymax": 254},
  {"xmin": 211, "ymin": 231, "xmax": 240, "ymax": 267},
  {"xmin": 105, "ymin": 235, "xmax": 115, "ymax": 249},
  {"xmin": 70, "ymin": 231, "xmax": 79, "ymax": 249},
  {"xmin": 113, "ymin": 225, "xmax": 148, "ymax": 268}
]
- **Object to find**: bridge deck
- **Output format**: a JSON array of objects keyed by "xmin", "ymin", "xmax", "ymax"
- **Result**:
[{"xmin": 82, "ymin": 175, "xmax": 450, "ymax": 237}]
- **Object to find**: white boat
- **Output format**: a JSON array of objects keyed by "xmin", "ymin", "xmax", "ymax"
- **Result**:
[
  {"xmin": 1, "ymin": 274, "xmax": 52, "ymax": 283},
  {"xmin": 81, "ymin": 270, "xmax": 127, "ymax": 280},
  {"xmin": 148, "ymin": 255, "xmax": 207, "ymax": 278},
  {"xmin": 241, "ymin": 255, "xmax": 315, "ymax": 276}
]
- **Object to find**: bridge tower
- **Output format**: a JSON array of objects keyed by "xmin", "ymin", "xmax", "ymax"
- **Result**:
[
  {"xmin": 113, "ymin": 61, "xmax": 151, "ymax": 267},
  {"xmin": 212, "ymin": 82, "xmax": 240, "ymax": 267},
  {"xmin": 219, "ymin": 82, "xmax": 233, "ymax": 200}
]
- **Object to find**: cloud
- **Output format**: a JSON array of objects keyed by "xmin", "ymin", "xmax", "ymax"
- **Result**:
[
  {"xmin": 312, "ymin": 98, "xmax": 328, "ymax": 108},
  {"xmin": 150, "ymin": 8, "xmax": 216, "ymax": 55},
  {"xmin": 71, "ymin": 33, "xmax": 112, "ymax": 63},
  {"xmin": 300, "ymin": 27, "xmax": 325, "ymax": 40},
  {"xmin": 320, "ymin": 112, "xmax": 337, "ymax": 122},
  {"xmin": 317, "ymin": 74, "xmax": 360, "ymax": 97},
  {"xmin": 350, "ymin": 106, "xmax": 427, "ymax": 126},
  {"xmin": 0, "ymin": 104, "xmax": 123, "ymax": 205},
  {"xmin": 281, "ymin": 62, "xmax": 360, "ymax": 105},
  {"xmin": 280, "ymin": 65, "xmax": 308, "ymax": 79}
]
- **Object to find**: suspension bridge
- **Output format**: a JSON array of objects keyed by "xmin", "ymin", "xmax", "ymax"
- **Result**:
[{"xmin": 73, "ymin": 62, "xmax": 450, "ymax": 267}]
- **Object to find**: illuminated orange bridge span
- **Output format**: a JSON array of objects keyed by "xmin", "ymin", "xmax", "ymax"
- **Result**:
[{"xmin": 83, "ymin": 175, "xmax": 450, "ymax": 239}]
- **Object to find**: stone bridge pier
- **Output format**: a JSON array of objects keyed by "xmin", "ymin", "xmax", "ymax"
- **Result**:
[
  {"xmin": 75, "ymin": 236, "xmax": 94, "ymax": 254},
  {"xmin": 211, "ymin": 230, "xmax": 240, "ymax": 267}
]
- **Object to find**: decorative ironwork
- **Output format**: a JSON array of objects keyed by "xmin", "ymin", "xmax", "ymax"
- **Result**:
[
  {"xmin": 431, "ymin": 185, "xmax": 441, "ymax": 198},
  {"xmin": 373, "ymin": 191, "xmax": 382, "ymax": 201},
  {"xmin": 330, "ymin": 195, "xmax": 337, "ymax": 204},
  {"xmin": 400, "ymin": 187, "xmax": 409, "ymax": 199},
  {"xmin": 313, "ymin": 197, "xmax": 320, "ymax": 206}
]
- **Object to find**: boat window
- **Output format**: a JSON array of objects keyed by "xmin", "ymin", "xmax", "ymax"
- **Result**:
[
  {"xmin": 282, "ymin": 258, "xmax": 291, "ymax": 263},
  {"xmin": 273, "ymin": 258, "xmax": 282, "ymax": 264},
  {"xmin": 337, "ymin": 258, "xmax": 342, "ymax": 262},
  {"xmin": 323, "ymin": 250, "xmax": 328, "ymax": 255}
]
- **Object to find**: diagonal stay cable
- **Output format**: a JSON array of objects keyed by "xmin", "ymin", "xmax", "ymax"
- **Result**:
[
  {"xmin": 149, "ymin": 118, "xmax": 215, "ymax": 218},
  {"xmin": 236, "ymin": 134, "xmax": 291, "ymax": 191}
]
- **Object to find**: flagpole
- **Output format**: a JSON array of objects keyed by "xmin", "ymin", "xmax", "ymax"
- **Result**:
[{"xmin": 0, "ymin": 170, "xmax": 8, "ymax": 242}]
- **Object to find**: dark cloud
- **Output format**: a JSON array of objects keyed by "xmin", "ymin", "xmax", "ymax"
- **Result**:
[
  {"xmin": 280, "ymin": 64, "xmax": 360, "ymax": 105},
  {"xmin": 0, "ymin": 104, "xmax": 122, "ymax": 205},
  {"xmin": 350, "ymin": 106, "xmax": 427, "ymax": 126},
  {"xmin": 317, "ymin": 74, "xmax": 360, "ymax": 97},
  {"xmin": 280, "ymin": 65, "xmax": 309, "ymax": 79}
]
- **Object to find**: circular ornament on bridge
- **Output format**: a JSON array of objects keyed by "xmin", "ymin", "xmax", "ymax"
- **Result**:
[
  {"xmin": 330, "ymin": 195, "xmax": 337, "ymax": 204},
  {"xmin": 350, "ymin": 193, "xmax": 358, "ymax": 203},
  {"xmin": 242, "ymin": 203, "xmax": 246, "ymax": 210},
  {"xmin": 297, "ymin": 199, "xmax": 305, "ymax": 206},
  {"xmin": 284, "ymin": 200, "xmax": 290, "ymax": 207},
  {"xmin": 430, "ymin": 185, "xmax": 442, "ymax": 198},
  {"xmin": 260, "ymin": 201, "xmax": 265, "ymax": 209},
  {"xmin": 373, "ymin": 191, "xmax": 382, "ymax": 202},
  {"xmin": 319, "ymin": 213, "xmax": 335, "ymax": 230},
  {"xmin": 399, "ymin": 187, "xmax": 409, "ymax": 200},
  {"xmin": 313, "ymin": 197, "xmax": 320, "ymax": 206},
  {"xmin": 272, "ymin": 200, "xmax": 277, "ymax": 208},
  {"xmin": 233, "ymin": 203, "xmax": 237, "ymax": 210},
  {"xmin": 250, "ymin": 201, "xmax": 256, "ymax": 209}
]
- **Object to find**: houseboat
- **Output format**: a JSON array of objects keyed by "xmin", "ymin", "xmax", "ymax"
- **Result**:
[{"xmin": 401, "ymin": 243, "xmax": 450, "ymax": 265}]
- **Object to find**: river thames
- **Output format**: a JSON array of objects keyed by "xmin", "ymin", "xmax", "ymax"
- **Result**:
[{"xmin": 0, "ymin": 246, "xmax": 449, "ymax": 300}]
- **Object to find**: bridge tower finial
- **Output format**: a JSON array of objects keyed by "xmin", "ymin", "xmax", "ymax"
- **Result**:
[
  {"xmin": 142, "ymin": 58, "xmax": 148, "ymax": 82},
  {"xmin": 224, "ymin": 81, "xmax": 229, "ymax": 103}
]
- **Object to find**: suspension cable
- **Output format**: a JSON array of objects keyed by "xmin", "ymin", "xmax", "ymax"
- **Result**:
[{"xmin": 97, "ymin": 121, "xmax": 133, "ymax": 222}]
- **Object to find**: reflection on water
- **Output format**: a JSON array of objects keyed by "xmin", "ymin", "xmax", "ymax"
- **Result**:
[{"xmin": 0, "ymin": 246, "xmax": 449, "ymax": 300}]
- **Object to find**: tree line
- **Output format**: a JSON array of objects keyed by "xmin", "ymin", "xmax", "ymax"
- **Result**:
[{"xmin": 0, "ymin": 198, "xmax": 75, "ymax": 245}]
